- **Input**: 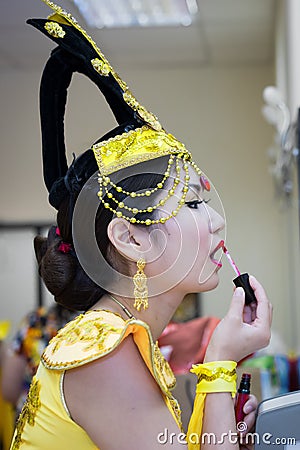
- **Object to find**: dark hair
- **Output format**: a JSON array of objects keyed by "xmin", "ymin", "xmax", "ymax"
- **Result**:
[{"xmin": 34, "ymin": 157, "xmax": 169, "ymax": 311}]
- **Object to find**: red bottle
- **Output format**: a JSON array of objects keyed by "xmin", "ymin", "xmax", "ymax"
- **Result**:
[{"xmin": 235, "ymin": 373, "xmax": 251, "ymax": 423}]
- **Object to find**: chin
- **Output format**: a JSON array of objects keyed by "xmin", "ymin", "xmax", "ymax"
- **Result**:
[{"xmin": 198, "ymin": 270, "xmax": 220, "ymax": 292}]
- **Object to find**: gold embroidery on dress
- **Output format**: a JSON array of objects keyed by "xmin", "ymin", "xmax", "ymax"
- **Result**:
[
  {"xmin": 44, "ymin": 21, "xmax": 65, "ymax": 38},
  {"xmin": 51, "ymin": 316, "xmax": 123, "ymax": 353},
  {"xmin": 169, "ymin": 397, "xmax": 183, "ymax": 429},
  {"xmin": 11, "ymin": 377, "xmax": 41, "ymax": 450},
  {"xmin": 153, "ymin": 342, "xmax": 176, "ymax": 390},
  {"xmin": 153, "ymin": 342, "xmax": 182, "ymax": 430},
  {"xmin": 42, "ymin": 310, "xmax": 183, "ymax": 430}
]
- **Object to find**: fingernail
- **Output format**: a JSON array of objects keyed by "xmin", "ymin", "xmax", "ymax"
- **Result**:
[{"xmin": 235, "ymin": 287, "xmax": 244, "ymax": 296}]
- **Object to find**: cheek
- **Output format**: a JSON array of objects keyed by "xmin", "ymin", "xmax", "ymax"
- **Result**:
[
  {"xmin": 189, "ymin": 216, "xmax": 211, "ymax": 253},
  {"xmin": 199, "ymin": 225, "xmax": 213, "ymax": 255},
  {"xmin": 184, "ymin": 216, "xmax": 215, "ymax": 284},
  {"xmin": 177, "ymin": 217, "xmax": 209, "ymax": 268},
  {"xmin": 155, "ymin": 210, "xmax": 211, "ymax": 267}
]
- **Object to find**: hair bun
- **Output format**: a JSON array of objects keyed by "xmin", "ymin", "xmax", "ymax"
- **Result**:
[
  {"xmin": 39, "ymin": 242, "xmax": 77, "ymax": 298},
  {"xmin": 33, "ymin": 236, "xmax": 48, "ymax": 266},
  {"xmin": 34, "ymin": 222, "xmax": 104, "ymax": 311}
]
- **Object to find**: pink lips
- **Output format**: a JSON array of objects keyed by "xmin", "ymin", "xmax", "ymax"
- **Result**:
[{"xmin": 210, "ymin": 239, "xmax": 224, "ymax": 267}]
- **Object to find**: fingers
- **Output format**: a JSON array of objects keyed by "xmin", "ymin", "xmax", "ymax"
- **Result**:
[
  {"xmin": 249, "ymin": 275, "xmax": 267, "ymax": 303},
  {"xmin": 241, "ymin": 395, "xmax": 258, "ymax": 436},
  {"xmin": 243, "ymin": 304, "xmax": 253, "ymax": 324},
  {"xmin": 249, "ymin": 276, "xmax": 271, "ymax": 325},
  {"xmin": 243, "ymin": 394, "xmax": 258, "ymax": 414},
  {"xmin": 243, "ymin": 410, "xmax": 256, "ymax": 432},
  {"xmin": 228, "ymin": 287, "xmax": 245, "ymax": 318}
]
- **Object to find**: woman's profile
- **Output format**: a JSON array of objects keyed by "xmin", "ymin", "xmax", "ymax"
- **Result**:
[{"xmin": 10, "ymin": 2, "xmax": 272, "ymax": 449}]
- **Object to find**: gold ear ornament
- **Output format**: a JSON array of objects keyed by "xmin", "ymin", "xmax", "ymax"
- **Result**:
[{"xmin": 133, "ymin": 258, "xmax": 148, "ymax": 311}]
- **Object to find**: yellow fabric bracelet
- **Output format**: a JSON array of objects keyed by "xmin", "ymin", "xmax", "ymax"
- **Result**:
[
  {"xmin": 187, "ymin": 361, "xmax": 237, "ymax": 450},
  {"xmin": 191, "ymin": 360, "xmax": 237, "ymax": 396}
]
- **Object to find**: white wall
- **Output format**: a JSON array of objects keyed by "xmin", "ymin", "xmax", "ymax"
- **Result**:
[
  {"xmin": 269, "ymin": 0, "xmax": 300, "ymax": 352},
  {"xmin": 286, "ymin": 0, "xmax": 300, "ymax": 118},
  {"xmin": 285, "ymin": 0, "xmax": 300, "ymax": 355},
  {"xmin": 3, "ymin": 64, "xmax": 293, "ymax": 348}
]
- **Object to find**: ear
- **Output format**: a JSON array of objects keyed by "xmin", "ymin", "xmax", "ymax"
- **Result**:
[{"xmin": 107, "ymin": 218, "xmax": 151, "ymax": 261}]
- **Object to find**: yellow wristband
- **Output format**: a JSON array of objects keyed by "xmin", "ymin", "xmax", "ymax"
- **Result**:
[{"xmin": 190, "ymin": 360, "xmax": 237, "ymax": 397}]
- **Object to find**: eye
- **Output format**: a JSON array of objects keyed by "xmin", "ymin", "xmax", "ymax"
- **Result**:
[{"xmin": 185, "ymin": 199, "xmax": 210, "ymax": 209}]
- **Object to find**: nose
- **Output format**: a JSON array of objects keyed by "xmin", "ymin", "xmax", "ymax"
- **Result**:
[{"xmin": 207, "ymin": 205, "xmax": 225, "ymax": 234}]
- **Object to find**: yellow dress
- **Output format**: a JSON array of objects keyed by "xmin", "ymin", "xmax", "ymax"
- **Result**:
[
  {"xmin": 0, "ymin": 320, "xmax": 14, "ymax": 450},
  {"xmin": 10, "ymin": 310, "xmax": 183, "ymax": 450},
  {"xmin": 0, "ymin": 370, "xmax": 14, "ymax": 450}
]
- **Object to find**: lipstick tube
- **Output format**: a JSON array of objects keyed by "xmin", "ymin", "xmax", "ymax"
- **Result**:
[{"xmin": 235, "ymin": 373, "xmax": 251, "ymax": 423}]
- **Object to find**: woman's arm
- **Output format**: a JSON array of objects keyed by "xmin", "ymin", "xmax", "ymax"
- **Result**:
[
  {"xmin": 64, "ymin": 335, "xmax": 187, "ymax": 450},
  {"xmin": 197, "ymin": 277, "xmax": 272, "ymax": 450}
]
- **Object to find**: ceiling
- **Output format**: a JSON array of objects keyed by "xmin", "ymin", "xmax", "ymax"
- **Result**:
[{"xmin": 0, "ymin": 0, "xmax": 276, "ymax": 72}]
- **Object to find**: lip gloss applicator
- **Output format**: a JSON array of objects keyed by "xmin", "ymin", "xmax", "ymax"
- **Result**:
[{"xmin": 223, "ymin": 247, "xmax": 257, "ymax": 305}]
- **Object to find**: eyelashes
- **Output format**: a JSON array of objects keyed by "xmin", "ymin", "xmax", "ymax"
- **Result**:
[{"xmin": 185, "ymin": 199, "xmax": 210, "ymax": 209}]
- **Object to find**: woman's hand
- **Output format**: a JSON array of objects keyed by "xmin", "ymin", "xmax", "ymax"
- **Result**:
[
  {"xmin": 204, "ymin": 276, "xmax": 273, "ymax": 363},
  {"xmin": 237, "ymin": 394, "xmax": 258, "ymax": 449},
  {"xmin": 240, "ymin": 394, "xmax": 257, "ymax": 432}
]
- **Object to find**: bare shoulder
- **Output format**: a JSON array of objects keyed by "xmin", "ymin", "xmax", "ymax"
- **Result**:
[{"xmin": 64, "ymin": 335, "xmax": 186, "ymax": 449}]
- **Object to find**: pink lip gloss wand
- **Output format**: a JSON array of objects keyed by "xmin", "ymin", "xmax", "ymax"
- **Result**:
[{"xmin": 223, "ymin": 247, "xmax": 257, "ymax": 305}]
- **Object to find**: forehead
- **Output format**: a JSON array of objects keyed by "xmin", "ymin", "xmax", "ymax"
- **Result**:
[
  {"xmin": 187, "ymin": 165, "xmax": 203, "ymax": 192},
  {"xmin": 188, "ymin": 183, "xmax": 202, "ymax": 196}
]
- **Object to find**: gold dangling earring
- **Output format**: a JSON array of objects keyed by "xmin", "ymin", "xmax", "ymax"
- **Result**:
[{"xmin": 133, "ymin": 258, "xmax": 148, "ymax": 311}]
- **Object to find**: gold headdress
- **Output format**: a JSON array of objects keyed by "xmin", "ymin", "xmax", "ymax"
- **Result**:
[{"xmin": 28, "ymin": 1, "xmax": 205, "ymax": 225}]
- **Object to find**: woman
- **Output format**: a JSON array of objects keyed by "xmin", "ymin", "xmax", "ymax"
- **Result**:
[{"xmin": 11, "ymin": 2, "xmax": 272, "ymax": 449}]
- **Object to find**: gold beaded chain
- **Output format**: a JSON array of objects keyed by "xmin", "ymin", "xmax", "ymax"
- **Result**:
[
  {"xmin": 96, "ymin": 155, "xmax": 202, "ymax": 225},
  {"xmin": 99, "ymin": 156, "xmax": 181, "ymax": 215},
  {"xmin": 99, "ymin": 154, "xmax": 176, "ymax": 199}
]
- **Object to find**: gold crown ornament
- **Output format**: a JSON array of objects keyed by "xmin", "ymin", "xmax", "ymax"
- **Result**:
[{"xmin": 28, "ymin": 1, "xmax": 208, "ymax": 224}]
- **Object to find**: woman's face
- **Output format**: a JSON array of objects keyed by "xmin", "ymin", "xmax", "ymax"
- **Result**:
[{"xmin": 145, "ymin": 162, "xmax": 225, "ymax": 295}]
